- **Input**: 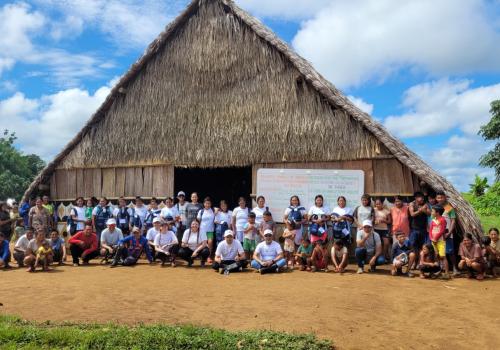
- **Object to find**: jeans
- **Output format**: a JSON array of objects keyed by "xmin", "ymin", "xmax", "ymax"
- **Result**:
[
  {"xmin": 70, "ymin": 244, "xmax": 99, "ymax": 264},
  {"xmin": 178, "ymin": 246, "xmax": 210, "ymax": 265},
  {"xmin": 251, "ymin": 258, "xmax": 287, "ymax": 271},
  {"xmin": 155, "ymin": 245, "xmax": 179, "ymax": 263},
  {"xmin": 212, "ymin": 259, "xmax": 248, "ymax": 272},
  {"xmin": 355, "ymin": 248, "xmax": 385, "ymax": 268}
]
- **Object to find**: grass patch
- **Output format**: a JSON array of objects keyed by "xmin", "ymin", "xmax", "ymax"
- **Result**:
[
  {"xmin": 462, "ymin": 192, "xmax": 500, "ymax": 232},
  {"xmin": 0, "ymin": 315, "xmax": 333, "ymax": 350}
]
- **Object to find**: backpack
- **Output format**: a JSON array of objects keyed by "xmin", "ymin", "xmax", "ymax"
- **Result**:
[{"xmin": 287, "ymin": 206, "xmax": 305, "ymax": 229}]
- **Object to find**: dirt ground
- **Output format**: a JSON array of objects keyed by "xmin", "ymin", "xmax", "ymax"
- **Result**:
[{"xmin": 1, "ymin": 261, "xmax": 499, "ymax": 350}]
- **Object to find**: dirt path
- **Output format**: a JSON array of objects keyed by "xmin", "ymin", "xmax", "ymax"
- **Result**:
[{"xmin": 1, "ymin": 262, "xmax": 499, "ymax": 349}]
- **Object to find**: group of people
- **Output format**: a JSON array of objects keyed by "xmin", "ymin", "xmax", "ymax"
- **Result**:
[{"xmin": 1, "ymin": 190, "xmax": 498, "ymax": 279}]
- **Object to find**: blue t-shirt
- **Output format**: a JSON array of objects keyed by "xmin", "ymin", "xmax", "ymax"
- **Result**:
[
  {"xmin": 51, "ymin": 237, "xmax": 65, "ymax": 251},
  {"xmin": 392, "ymin": 239, "xmax": 413, "ymax": 258}
]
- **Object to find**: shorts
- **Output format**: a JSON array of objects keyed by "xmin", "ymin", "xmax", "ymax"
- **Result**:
[
  {"xmin": 409, "ymin": 229, "xmax": 427, "ymax": 250},
  {"xmin": 206, "ymin": 232, "xmax": 214, "ymax": 240},
  {"xmin": 284, "ymin": 240, "xmax": 295, "ymax": 253},
  {"xmin": 445, "ymin": 237, "xmax": 454, "ymax": 255},
  {"xmin": 243, "ymin": 238, "xmax": 256, "ymax": 252},
  {"xmin": 432, "ymin": 240, "xmax": 446, "ymax": 258},
  {"xmin": 374, "ymin": 229, "xmax": 389, "ymax": 239}
]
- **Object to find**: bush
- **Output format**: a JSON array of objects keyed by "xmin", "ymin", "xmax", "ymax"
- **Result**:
[
  {"xmin": 0, "ymin": 315, "xmax": 333, "ymax": 350},
  {"xmin": 467, "ymin": 182, "xmax": 500, "ymax": 217}
]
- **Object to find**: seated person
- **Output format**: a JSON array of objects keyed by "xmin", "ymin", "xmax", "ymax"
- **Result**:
[
  {"xmin": 486, "ymin": 228, "xmax": 500, "ymax": 276},
  {"xmin": 311, "ymin": 239, "xmax": 329, "ymax": 272},
  {"xmin": 111, "ymin": 226, "xmax": 153, "ymax": 267},
  {"xmin": 0, "ymin": 232, "xmax": 11, "ymax": 269},
  {"xmin": 295, "ymin": 239, "xmax": 313, "ymax": 271},
  {"xmin": 50, "ymin": 230, "xmax": 66, "ymax": 265},
  {"xmin": 154, "ymin": 218, "xmax": 179, "ymax": 267},
  {"xmin": 100, "ymin": 218, "xmax": 123, "ymax": 263},
  {"xmin": 13, "ymin": 228, "xmax": 34, "ymax": 267},
  {"xmin": 331, "ymin": 239, "xmax": 348, "ymax": 273},
  {"xmin": 251, "ymin": 229, "xmax": 286, "ymax": 274},
  {"xmin": 355, "ymin": 220, "xmax": 385, "ymax": 274},
  {"xmin": 68, "ymin": 224, "xmax": 99, "ymax": 266},
  {"xmin": 146, "ymin": 217, "xmax": 161, "ymax": 261},
  {"xmin": 418, "ymin": 243, "xmax": 441, "ymax": 278},
  {"xmin": 24, "ymin": 229, "xmax": 52, "ymax": 272},
  {"xmin": 178, "ymin": 220, "xmax": 209, "ymax": 267},
  {"xmin": 458, "ymin": 233, "xmax": 485, "ymax": 280},
  {"xmin": 391, "ymin": 231, "xmax": 416, "ymax": 277},
  {"xmin": 35, "ymin": 240, "xmax": 53, "ymax": 271},
  {"xmin": 212, "ymin": 229, "xmax": 247, "ymax": 274}
]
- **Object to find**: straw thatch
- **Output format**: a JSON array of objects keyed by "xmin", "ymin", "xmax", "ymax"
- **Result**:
[{"xmin": 24, "ymin": 0, "xmax": 482, "ymax": 236}]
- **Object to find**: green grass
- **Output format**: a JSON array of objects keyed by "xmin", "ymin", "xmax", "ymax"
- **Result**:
[
  {"xmin": 0, "ymin": 315, "xmax": 333, "ymax": 350},
  {"xmin": 462, "ymin": 192, "xmax": 500, "ymax": 232}
]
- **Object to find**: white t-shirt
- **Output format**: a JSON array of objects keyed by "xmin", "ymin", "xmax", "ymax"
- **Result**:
[
  {"xmin": 332, "ymin": 206, "xmax": 354, "ymax": 217},
  {"xmin": 182, "ymin": 229, "xmax": 207, "ymax": 251},
  {"xmin": 134, "ymin": 205, "xmax": 148, "ymax": 224},
  {"xmin": 232, "ymin": 207, "xmax": 249, "ymax": 232},
  {"xmin": 160, "ymin": 206, "xmax": 179, "ymax": 220},
  {"xmin": 215, "ymin": 239, "xmax": 244, "ymax": 260},
  {"xmin": 215, "ymin": 210, "xmax": 232, "ymax": 225},
  {"xmin": 354, "ymin": 205, "xmax": 374, "ymax": 227},
  {"xmin": 307, "ymin": 205, "xmax": 331, "ymax": 218},
  {"xmin": 197, "ymin": 208, "xmax": 215, "ymax": 235},
  {"xmin": 243, "ymin": 222, "xmax": 259, "ymax": 240},
  {"xmin": 15, "ymin": 234, "xmax": 31, "ymax": 251},
  {"xmin": 154, "ymin": 231, "xmax": 178, "ymax": 247},
  {"xmin": 27, "ymin": 238, "xmax": 51, "ymax": 253},
  {"xmin": 100, "ymin": 228, "xmax": 123, "ymax": 246},
  {"xmin": 255, "ymin": 241, "xmax": 282, "ymax": 261},
  {"xmin": 72, "ymin": 206, "xmax": 87, "ymax": 230},
  {"xmin": 356, "ymin": 230, "xmax": 381, "ymax": 255},
  {"xmin": 252, "ymin": 206, "xmax": 267, "ymax": 226},
  {"xmin": 332, "ymin": 246, "xmax": 348, "ymax": 259},
  {"xmin": 176, "ymin": 202, "xmax": 188, "ymax": 225},
  {"xmin": 146, "ymin": 227, "xmax": 161, "ymax": 242}
]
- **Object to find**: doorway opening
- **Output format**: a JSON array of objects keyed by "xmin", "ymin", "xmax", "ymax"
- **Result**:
[{"xmin": 174, "ymin": 167, "xmax": 252, "ymax": 208}]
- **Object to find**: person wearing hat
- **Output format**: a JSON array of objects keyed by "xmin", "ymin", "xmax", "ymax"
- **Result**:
[
  {"xmin": 111, "ymin": 226, "xmax": 153, "ymax": 267},
  {"xmin": 251, "ymin": 229, "xmax": 286, "ymax": 274},
  {"xmin": 100, "ymin": 218, "xmax": 124, "ymax": 263},
  {"xmin": 68, "ymin": 224, "xmax": 99, "ymax": 266},
  {"xmin": 212, "ymin": 230, "xmax": 247, "ymax": 274},
  {"xmin": 355, "ymin": 219, "xmax": 385, "ymax": 274},
  {"xmin": 146, "ymin": 217, "xmax": 162, "ymax": 260},
  {"xmin": 154, "ymin": 217, "xmax": 179, "ymax": 267},
  {"xmin": 175, "ymin": 191, "xmax": 188, "ymax": 241}
]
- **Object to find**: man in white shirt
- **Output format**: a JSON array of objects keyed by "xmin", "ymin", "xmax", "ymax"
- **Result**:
[
  {"xmin": 146, "ymin": 217, "xmax": 162, "ymax": 261},
  {"xmin": 212, "ymin": 230, "xmax": 247, "ymax": 274},
  {"xmin": 251, "ymin": 229, "xmax": 286, "ymax": 274},
  {"xmin": 100, "ymin": 218, "xmax": 123, "ymax": 262},
  {"xmin": 355, "ymin": 219, "xmax": 385, "ymax": 274},
  {"xmin": 13, "ymin": 227, "xmax": 34, "ymax": 267},
  {"xmin": 154, "ymin": 219, "xmax": 179, "ymax": 267}
]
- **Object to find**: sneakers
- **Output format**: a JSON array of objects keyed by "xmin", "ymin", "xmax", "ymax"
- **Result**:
[{"xmin": 357, "ymin": 267, "xmax": 364, "ymax": 274}]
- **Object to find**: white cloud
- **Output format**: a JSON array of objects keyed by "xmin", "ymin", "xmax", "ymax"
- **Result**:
[
  {"xmin": 235, "ymin": 0, "xmax": 331, "ymax": 20},
  {"xmin": 384, "ymin": 79, "xmax": 500, "ymax": 138},
  {"xmin": 0, "ymin": 84, "xmax": 111, "ymax": 159},
  {"xmin": 347, "ymin": 95, "xmax": 373, "ymax": 114},
  {"xmin": 292, "ymin": 0, "xmax": 500, "ymax": 88}
]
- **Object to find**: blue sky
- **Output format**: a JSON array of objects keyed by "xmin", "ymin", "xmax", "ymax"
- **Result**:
[{"xmin": 0, "ymin": 0, "xmax": 499, "ymax": 191}]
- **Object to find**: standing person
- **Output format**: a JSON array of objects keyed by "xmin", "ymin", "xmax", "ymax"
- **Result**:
[
  {"xmin": 9, "ymin": 201, "xmax": 23, "ymax": 241},
  {"xmin": 212, "ymin": 230, "xmax": 247, "ymax": 274},
  {"xmin": 331, "ymin": 239, "xmax": 349, "ymax": 273},
  {"xmin": 232, "ymin": 197, "xmax": 250, "ymax": 243},
  {"xmin": 391, "ymin": 232, "xmax": 416, "ymax": 277},
  {"xmin": 307, "ymin": 195, "xmax": 330, "ymax": 243},
  {"xmin": 429, "ymin": 205, "xmax": 449, "ymax": 278},
  {"xmin": 242, "ymin": 212, "xmax": 258, "ymax": 261},
  {"xmin": 113, "ymin": 196, "xmax": 133, "ymax": 236},
  {"xmin": 252, "ymin": 196, "xmax": 268, "ymax": 241},
  {"xmin": 110, "ymin": 226, "xmax": 153, "ymax": 267},
  {"xmin": 145, "ymin": 218, "xmax": 161, "ymax": 260},
  {"xmin": 144, "ymin": 197, "xmax": 162, "ymax": 231},
  {"xmin": 92, "ymin": 197, "xmax": 112, "ymax": 243},
  {"xmin": 24, "ymin": 229, "xmax": 51, "ymax": 272},
  {"xmin": 409, "ymin": 192, "xmax": 431, "ymax": 265},
  {"xmin": 311, "ymin": 240, "xmax": 329, "ymax": 272},
  {"xmin": 259, "ymin": 211, "xmax": 276, "ymax": 240},
  {"xmin": 355, "ymin": 220, "xmax": 384, "ymax": 274},
  {"xmin": 154, "ymin": 219, "xmax": 179, "ymax": 267},
  {"xmin": 283, "ymin": 195, "xmax": 307, "ymax": 247},
  {"xmin": 436, "ymin": 191, "xmax": 459, "ymax": 276},
  {"xmin": 0, "ymin": 202, "xmax": 14, "ymax": 241},
  {"xmin": 390, "ymin": 196, "xmax": 410, "ymax": 238},
  {"xmin": 50, "ymin": 230, "xmax": 66, "ymax": 265},
  {"xmin": 458, "ymin": 233, "xmax": 485, "ymax": 280},
  {"xmin": 331, "ymin": 196, "xmax": 354, "ymax": 246},
  {"xmin": 69, "ymin": 197, "xmax": 87, "ymax": 235},
  {"xmin": 197, "ymin": 197, "xmax": 215, "ymax": 263},
  {"xmin": 133, "ymin": 197, "xmax": 148, "ymax": 231},
  {"xmin": 13, "ymin": 228, "xmax": 34, "ymax": 267},
  {"xmin": 374, "ymin": 198, "xmax": 392, "ymax": 261},
  {"xmin": 282, "ymin": 226, "xmax": 296, "ymax": 268},
  {"xmin": 251, "ymin": 229, "xmax": 286, "ymax": 274},
  {"xmin": 353, "ymin": 194, "xmax": 375, "ymax": 230},
  {"xmin": 100, "ymin": 219, "xmax": 124, "ymax": 263},
  {"xmin": 68, "ymin": 224, "xmax": 99, "ymax": 266},
  {"xmin": 19, "ymin": 198, "xmax": 33, "ymax": 228},
  {"xmin": 160, "ymin": 197, "xmax": 179, "ymax": 234},
  {"xmin": 28, "ymin": 198, "xmax": 51, "ymax": 236},
  {"xmin": 185, "ymin": 192, "xmax": 203, "ymax": 229},
  {"xmin": 214, "ymin": 200, "xmax": 232, "ymax": 248},
  {"xmin": 487, "ymin": 228, "xmax": 500, "ymax": 275},
  {"xmin": 178, "ymin": 220, "xmax": 209, "ymax": 267},
  {"xmin": 41, "ymin": 195, "xmax": 55, "ymax": 230},
  {"xmin": 0, "ymin": 232, "xmax": 11, "ymax": 269},
  {"xmin": 175, "ymin": 191, "xmax": 188, "ymax": 240},
  {"xmin": 85, "ymin": 197, "xmax": 96, "ymax": 222}
]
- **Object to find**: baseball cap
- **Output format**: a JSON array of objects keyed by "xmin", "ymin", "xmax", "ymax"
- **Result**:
[
  {"xmin": 106, "ymin": 218, "xmax": 116, "ymax": 226},
  {"xmin": 152, "ymin": 217, "xmax": 161, "ymax": 224},
  {"xmin": 224, "ymin": 230, "xmax": 234, "ymax": 237},
  {"xmin": 362, "ymin": 219, "xmax": 373, "ymax": 227},
  {"xmin": 263, "ymin": 229, "xmax": 273, "ymax": 236},
  {"xmin": 177, "ymin": 191, "xmax": 186, "ymax": 197},
  {"xmin": 164, "ymin": 215, "xmax": 174, "ymax": 222}
]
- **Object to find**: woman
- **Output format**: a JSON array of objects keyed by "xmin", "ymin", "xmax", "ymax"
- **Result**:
[
  {"xmin": 214, "ymin": 200, "xmax": 233, "ymax": 246},
  {"xmin": 232, "ymin": 197, "xmax": 249, "ymax": 243},
  {"xmin": 197, "ymin": 197, "xmax": 215, "ymax": 263},
  {"xmin": 307, "ymin": 195, "xmax": 330, "ymax": 243},
  {"xmin": 70, "ymin": 197, "xmax": 87, "ymax": 235},
  {"xmin": 185, "ymin": 192, "xmax": 203, "ymax": 228},
  {"xmin": 28, "ymin": 198, "xmax": 51, "ymax": 236},
  {"xmin": 283, "ymin": 195, "xmax": 307, "ymax": 246},
  {"xmin": 85, "ymin": 197, "xmax": 97, "ymax": 221},
  {"xmin": 353, "ymin": 194, "xmax": 375, "ymax": 229},
  {"xmin": 390, "ymin": 196, "xmax": 410, "ymax": 237},
  {"xmin": 0, "ymin": 202, "xmax": 14, "ymax": 242},
  {"xmin": 374, "ymin": 198, "xmax": 392, "ymax": 260},
  {"xmin": 252, "ymin": 196, "xmax": 268, "ymax": 230},
  {"xmin": 331, "ymin": 196, "xmax": 354, "ymax": 246},
  {"xmin": 92, "ymin": 197, "xmax": 112, "ymax": 242},
  {"xmin": 178, "ymin": 220, "xmax": 209, "ymax": 266},
  {"xmin": 24, "ymin": 229, "xmax": 51, "ymax": 272}
]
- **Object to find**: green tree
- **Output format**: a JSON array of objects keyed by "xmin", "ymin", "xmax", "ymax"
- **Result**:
[
  {"xmin": 0, "ymin": 130, "xmax": 45, "ymax": 200},
  {"xmin": 479, "ymin": 100, "xmax": 500, "ymax": 180},
  {"xmin": 469, "ymin": 174, "xmax": 489, "ymax": 197}
]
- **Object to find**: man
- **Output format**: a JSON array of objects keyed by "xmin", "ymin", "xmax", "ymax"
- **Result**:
[
  {"xmin": 42, "ymin": 195, "xmax": 55, "ymax": 230},
  {"xmin": 355, "ymin": 220, "xmax": 385, "ymax": 274},
  {"xmin": 154, "ymin": 218, "xmax": 179, "ymax": 266},
  {"xmin": 436, "ymin": 191, "xmax": 459, "ymax": 276},
  {"xmin": 144, "ymin": 197, "xmax": 162, "ymax": 231},
  {"xmin": 146, "ymin": 217, "xmax": 161, "ymax": 260},
  {"xmin": 14, "ymin": 227, "xmax": 34, "ymax": 266},
  {"xmin": 24, "ymin": 229, "xmax": 52, "ymax": 272},
  {"xmin": 0, "ymin": 232, "xmax": 11, "ymax": 269},
  {"xmin": 133, "ymin": 197, "xmax": 148, "ymax": 231},
  {"xmin": 175, "ymin": 191, "xmax": 188, "ymax": 241},
  {"xmin": 19, "ymin": 198, "xmax": 34, "ymax": 228},
  {"xmin": 100, "ymin": 218, "xmax": 123, "ymax": 263},
  {"xmin": 251, "ymin": 229, "xmax": 286, "ymax": 274},
  {"xmin": 68, "ymin": 224, "xmax": 99, "ymax": 266},
  {"xmin": 212, "ymin": 230, "xmax": 247, "ymax": 274},
  {"xmin": 113, "ymin": 196, "xmax": 134, "ymax": 236},
  {"xmin": 408, "ymin": 192, "xmax": 431, "ymax": 266},
  {"xmin": 110, "ymin": 226, "xmax": 153, "ymax": 267},
  {"xmin": 0, "ymin": 202, "xmax": 14, "ymax": 241}
]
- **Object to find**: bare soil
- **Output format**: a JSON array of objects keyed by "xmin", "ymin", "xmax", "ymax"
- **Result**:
[{"xmin": 1, "ymin": 261, "xmax": 499, "ymax": 350}]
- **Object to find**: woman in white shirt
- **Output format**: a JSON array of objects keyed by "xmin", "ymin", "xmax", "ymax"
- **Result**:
[
  {"xmin": 232, "ymin": 197, "xmax": 249, "ymax": 243},
  {"xmin": 154, "ymin": 220, "xmax": 179, "ymax": 267},
  {"xmin": 70, "ymin": 197, "xmax": 87, "ymax": 234},
  {"xmin": 331, "ymin": 196, "xmax": 354, "ymax": 245},
  {"xmin": 214, "ymin": 200, "xmax": 233, "ymax": 246},
  {"xmin": 252, "ymin": 196, "xmax": 268, "ymax": 243},
  {"xmin": 307, "ymin": 194, "xmax": 330, "ymax": 243},
  {"xmin": 283, "ymin": 195, "xmax": 307, "ymax": 246},
  {"xmin": 197, "ymin": 197, "xmax": 215, "ymax": 263},
  {"xmin": 160, "ymin": 197, "xmax": 179, "ymax": 233},
  {"xmin": 178, "ymin": 220, "xmax": 209, "ymax": 267}
]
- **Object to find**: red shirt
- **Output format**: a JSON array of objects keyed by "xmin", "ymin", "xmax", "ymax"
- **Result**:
[
  {"xmin": 429, "ymin": 217, "xmax": 447, "ymax": 242},
  {"xmin": 391, "ymin": 205, "xmax": 410, "ymax": 236},
  {"xmin": 68, "ymin": 231, "xmax": 98, "ymax": 256}
]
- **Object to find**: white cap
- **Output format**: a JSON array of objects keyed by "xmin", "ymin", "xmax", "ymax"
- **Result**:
[
  {"xmin": 362, "ymin": 219, "xmax": 373, "ymax": 227},
  {"xmin": 177, "ymin": 191, "xmax": 186, "ymax": 197},
  {"xmin": 224, "ymin": 230, "xmax": 234, "ymax": 237},
  {"xmin": 152, "ymin": 217, "xmax": 161, "ymax": 224},
  {"xmin": 263, "ymin": 229, "xmax": 273, "ymax": 236},
  {"xmin": 106, "ymin": 218, "xmax": 116, "ymax": 226}
]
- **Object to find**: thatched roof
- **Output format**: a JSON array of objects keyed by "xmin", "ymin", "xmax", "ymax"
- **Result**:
[{"xmin": 24, "ymin": 0, "xmax": 482, "ymax": 236}]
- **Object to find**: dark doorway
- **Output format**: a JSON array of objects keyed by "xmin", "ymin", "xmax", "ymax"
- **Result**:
[{"xmin": 174, "ymin": 167, "xmax": 252, "ymax": 208}]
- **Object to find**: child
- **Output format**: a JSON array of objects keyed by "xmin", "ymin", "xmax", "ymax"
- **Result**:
[
  {"xmin": 259, "ymin": 211, "xmax": 276, "ymax": 240},
  {"xmin": 458, "ymin": 233, "xmax": 485, "ymax": 280},
  {"xmin": 295, "ymin": 239, "xmax": 312, "ymax": 271},
  {"xmin": 488, "ymin": 228, "xmax": 500, "ymax": 275},
  {"xmin": 331, "ymin": 239, "xmax": 348, "ymax": 273},
  {"xmin": 242, "ymin": 212, "xmax": 258, "ymax": 260},
  {"xmin": 50, "ymin": 230, "xmax": 66, "ymax": 265},
  {"xmin": 282, "ymin": 226, "xmax": 296, "ymax": 268},
  {"xmin": 436, "ymin": 191, "xmax": 459, "ymax": 276},
  {"xmin": 418, "ymin": 243, "xmax": 441, "ymax": 278},
  {"xmin": 311, "ymin": 240, "xmax": 329, "ymax": 272},
  {"xmin": 481, "ymin": 236, "xmax": 496, "ymax": 277},
  {"xmin": 35, "ymin": 240, "xmax": 53, "ymax": 271},
  {"xmin": 391, "ymin": 231, "xmax": 416, "ymax": 277},
  {"xmin": 429, "ymin": 205, "xmax": 449, "ymax": 278}
]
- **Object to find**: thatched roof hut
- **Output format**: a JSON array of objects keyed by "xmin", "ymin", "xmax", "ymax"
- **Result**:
[{"xmin": 24, "ymin": 0, "xmax": 482, "ymax": 236}]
